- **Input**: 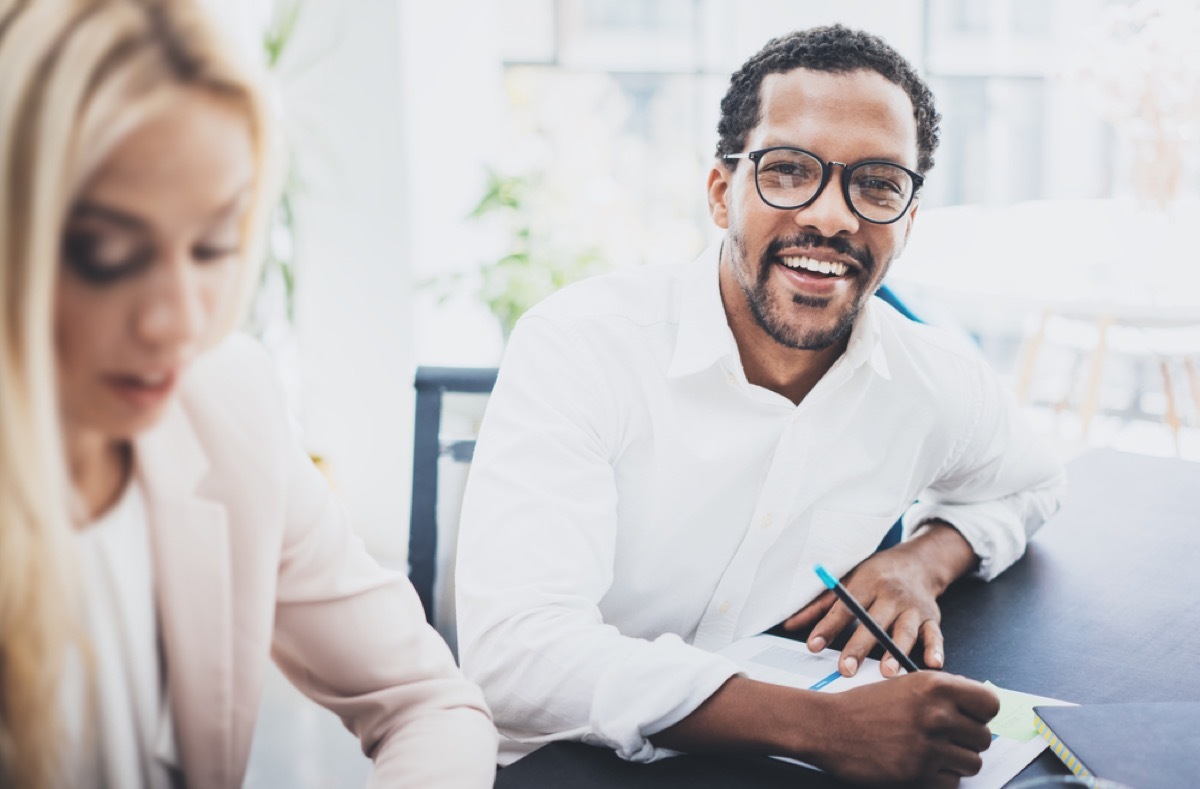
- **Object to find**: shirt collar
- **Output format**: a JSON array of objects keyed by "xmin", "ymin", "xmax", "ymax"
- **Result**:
[
  {"xmin": 666, "ymin": 238, "xmax": 893, "ymax": 382},
  {"xmin": 667, "ymin": 242, "xmax": 739, "ymax": 379},
  {"xmin": 841, "ymin": 295, "xmax": 892, "ymax": 381}
]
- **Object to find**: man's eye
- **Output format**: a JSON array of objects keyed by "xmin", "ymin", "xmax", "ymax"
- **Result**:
[
  {"xmin": 859, "ymin": 178, "xmax": 903, "ymax": 194},
  {"xmin": 766, "ymin": 162, "xmax": 816, "ymax": 177}
]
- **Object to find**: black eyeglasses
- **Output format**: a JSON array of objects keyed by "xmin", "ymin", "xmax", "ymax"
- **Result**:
[{"xmin": 723, "ymin": 146, "xmax": 924, "ymax": 225}]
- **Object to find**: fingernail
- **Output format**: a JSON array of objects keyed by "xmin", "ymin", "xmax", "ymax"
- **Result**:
[
  {"xmin": 931, "ymin": 650, "xmax": 944, "ymax": 668},
  {"xmin": 808, "ymin": 636, "xmax": 826, "ymax": 652},
  {"xmin": 843, "ymin": 656, "xmax": 858, "ymax": 675},
  {"xmin": 885, "ymin": 657, "xmax": 899, "ymax": 674}
]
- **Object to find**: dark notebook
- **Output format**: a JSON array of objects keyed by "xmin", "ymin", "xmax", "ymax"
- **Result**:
[{"xmin": 1032, "ymin": 702, "xmax": 1200, "ymax": 789}]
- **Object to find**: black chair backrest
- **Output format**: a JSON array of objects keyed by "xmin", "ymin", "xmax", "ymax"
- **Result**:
[{"xmin": 408, "ymin": 366, "xmax": 498, "ymax": 624}]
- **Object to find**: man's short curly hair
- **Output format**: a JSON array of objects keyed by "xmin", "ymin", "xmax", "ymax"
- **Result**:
[{"xmin": 716, "ymin": 25, "xmax": 941, "ymax": 174}]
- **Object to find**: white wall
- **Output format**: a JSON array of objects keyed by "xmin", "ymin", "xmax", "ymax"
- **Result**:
[
  {"xmin": 276, "ymin": 0, "xmax": 416, "ymax": 562},
  {"xmin": 400, "ymin": 0, "xmax": 509, "ymax": 367},
  {"xmin": 206, "ymin": 0, "xmax": 509, "ymax": 561},
  {"xmin": 277, "ymin": 0, "xmax": 510, "ymax": 560}
]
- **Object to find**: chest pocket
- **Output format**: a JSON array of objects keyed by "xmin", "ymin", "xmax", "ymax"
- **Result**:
[{"xmin": 800, "ymin": 509, "xmax": 896, "ymax": 582}]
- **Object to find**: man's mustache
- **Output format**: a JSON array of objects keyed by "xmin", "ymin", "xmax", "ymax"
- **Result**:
[{"xmin": 762, "ymin": 234, "xmax": 873, "ymax": 273}]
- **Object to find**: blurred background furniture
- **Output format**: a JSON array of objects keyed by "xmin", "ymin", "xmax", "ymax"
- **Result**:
[
  {"xmin": 408, "ymin": 366, "xmax": 498, "ymax": 653},
  {"xmin": 895, "ymin": 198, "xmax": 1200, "ymax": 456}
]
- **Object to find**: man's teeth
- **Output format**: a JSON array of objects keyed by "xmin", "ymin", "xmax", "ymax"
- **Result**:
[
  {"xmin": 780, "ymin": 256, "xmax": 848, "ymax": 277},
  {"xmin": 136, "ymin": 372, "xmax": 169, "ymax": 386}
]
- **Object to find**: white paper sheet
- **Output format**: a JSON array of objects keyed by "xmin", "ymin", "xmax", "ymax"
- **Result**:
[{"xmin": 718, "ymin": 634, "xmax": 1070, "ymax": 788}]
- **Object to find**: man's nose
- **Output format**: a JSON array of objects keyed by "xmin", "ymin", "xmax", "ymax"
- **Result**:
[{"xmin": 794, "ymin": 166, "xmax": 860, "ymax": 238}]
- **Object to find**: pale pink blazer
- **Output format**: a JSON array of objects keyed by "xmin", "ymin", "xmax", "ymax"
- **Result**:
[{"xmin": 132, "ymin": 335, "xmax": 496, "ymax": 788}]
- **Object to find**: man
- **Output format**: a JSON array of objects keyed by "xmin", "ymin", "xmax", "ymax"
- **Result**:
[{"xmin": 455, "ymin": 25, "xmax": 1064, "ymax": 787}]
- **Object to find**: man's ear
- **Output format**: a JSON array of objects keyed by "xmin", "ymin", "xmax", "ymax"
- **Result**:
[{"xmin": 707, "ymin": 163, "xmax": 731, "ymax": 230}]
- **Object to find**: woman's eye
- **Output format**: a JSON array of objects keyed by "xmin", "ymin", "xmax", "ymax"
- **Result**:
[
  {"xmin": 192, "ymin": 243, "xmax": 239, "ymax": 262},
  {"xmin": 61, "ymin": 231, "xmax": 151, "ymax": 285}
]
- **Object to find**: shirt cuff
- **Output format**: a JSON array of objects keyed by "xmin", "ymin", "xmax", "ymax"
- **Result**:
[
  {"xmin": 901, "ymin": 500, "xmax": 1024, "ymax": 581},
  {"xmin": 584, "ymin": 633, "xmax": 743, "ymax": 763}
]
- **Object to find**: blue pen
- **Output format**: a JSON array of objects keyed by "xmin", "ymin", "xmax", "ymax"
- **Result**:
[{"xmin": 814, "ymin": 564, "xmax": 921, "ymax": 674}]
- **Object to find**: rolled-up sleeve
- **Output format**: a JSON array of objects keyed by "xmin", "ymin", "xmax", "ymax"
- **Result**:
[
  {"xmin": 902, "ymin": 352, "xmax": 1067, "ymax": 580},
  {"xmin": 456, "ymin": 313, "xmax": 740, "ymax": 763}
]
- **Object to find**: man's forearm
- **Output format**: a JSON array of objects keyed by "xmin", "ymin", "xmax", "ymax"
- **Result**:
[
  {"xmin": 649, "ymin": 675, "xmax": 830, "ymax": 759},
  {"xmin": 907, "ymin": 519, "xmax": 979, "ymax": 592}
]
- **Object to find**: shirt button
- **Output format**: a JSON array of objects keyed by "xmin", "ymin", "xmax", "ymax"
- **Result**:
[
  {"xmin": 725, "ymin": 370, "xmax": 736, "ymax": 385},
  {"xmin": 718, "ymin": 601, "xmax": 732, "ymax": 615},
  {"xmin": 761, "ymin": 513, "xmax": 774, "ymax": 529}
]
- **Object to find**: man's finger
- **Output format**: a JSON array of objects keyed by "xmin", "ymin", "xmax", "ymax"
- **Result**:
[
  {"xmin": 838, "ymin": 601, "xmax": 900, "ymax": 676},
  {"xmin": 935, "ymin": 740, "xmax": 987, "ymax": 777},
  {"xmin": 947, "ymin": 714, "xmax": 995, "ymax": 753},
  {"xmin": 953, "ymin": 678, "xmax": 1001, "ymax": 724},
  {"xmin": 806, "ymin": 599, "xmax": 858, "ymax": 657},
  {"xmin": 879, "ymin": 608, "xmax": 922, "ymax": 677},
  {"xmin": 782, "ymin": 589, "xmax": 835, "ymax": 632},
  {"xmin": 920, "ymin": 619, "xmax": 945, "ymax": 670}
]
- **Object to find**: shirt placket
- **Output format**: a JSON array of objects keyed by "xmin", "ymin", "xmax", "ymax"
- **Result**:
[{"xmin": 692, "ymin": 407, "xmax": 809, "ymax": 651}]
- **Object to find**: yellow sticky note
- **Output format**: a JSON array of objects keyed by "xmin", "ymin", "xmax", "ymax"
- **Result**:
[{"xmin": 984, "ymin": 681, "xmax": 1070, "ymax": 742}]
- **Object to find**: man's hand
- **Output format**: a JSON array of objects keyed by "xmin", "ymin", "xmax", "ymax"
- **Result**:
[
  {"xmin": 808, "ymin": 671, "xmax": 1000, "ymax": 787},
  {"xmin": 783, "ymin": 521, "xmax": 977, "ymax": 677},
  {"xmin": 653, "ymin": 671, "xmax": 999, "ymax": 788}
]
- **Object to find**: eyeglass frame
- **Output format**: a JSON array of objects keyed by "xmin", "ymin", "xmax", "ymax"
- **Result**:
[{"xmin": 723, "ymin": 146, "xmax": 925, "ymax": 225}]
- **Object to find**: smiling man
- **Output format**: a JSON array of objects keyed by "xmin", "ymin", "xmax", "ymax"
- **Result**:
[{"xmin": 456, "ymin": 25, "xmax": 1065, "ymax": 787}]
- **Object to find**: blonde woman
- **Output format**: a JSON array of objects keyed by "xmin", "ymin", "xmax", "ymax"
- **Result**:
[{"xmin": 0, "ymin": 1, "xmax": 496, "ymax": 787}]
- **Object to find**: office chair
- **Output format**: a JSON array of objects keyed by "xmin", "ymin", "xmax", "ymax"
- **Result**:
[
  {"xmin": 408, "ymin": 366, "xmax": 498, "ymax": 641},
  {"xmin": 875, "ymin": 283, "xmax": 921, "ymax": 549}
]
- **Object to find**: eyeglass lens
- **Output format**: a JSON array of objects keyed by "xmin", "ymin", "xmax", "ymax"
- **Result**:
[{"xmin": 754, "ymin": 148, "xmax": 914, "ymax": 222}]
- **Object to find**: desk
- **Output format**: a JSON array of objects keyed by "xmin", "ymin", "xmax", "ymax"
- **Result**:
[{"xmin": 495, "ymin": 449, "xmax": 1200, "ymax": 788}]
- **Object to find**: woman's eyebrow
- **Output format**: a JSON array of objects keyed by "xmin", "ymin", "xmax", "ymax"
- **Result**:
[
  {"xmin": 70, "ymin": 201, "xmax": 149, "ymax": 230},
  {"xmin": 211, "ymin": 185, "xmax": 253, "ymax": 217},
  {"xmin": 70, "ymin": 184, "xmax": 251, "ymax": 233}
]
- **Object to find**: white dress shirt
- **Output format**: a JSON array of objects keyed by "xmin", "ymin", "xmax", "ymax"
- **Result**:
[
  {"xmin": 456, "ymin": 243, "xmax": 1065, "ymax": 764},
  {"xmin": 64, "ymin": 477, "xmax": 181, "ymax": 788}
]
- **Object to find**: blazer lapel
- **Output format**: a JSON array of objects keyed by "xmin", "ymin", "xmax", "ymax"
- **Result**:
[{"xmin": 137, "ymin": 402, "xmax": 234, "ymax": 789}]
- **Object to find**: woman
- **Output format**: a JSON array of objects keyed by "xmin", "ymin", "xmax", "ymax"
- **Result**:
[{"xmin": 0, "ymin": 1, "xmax": 496, "ymax": 786}]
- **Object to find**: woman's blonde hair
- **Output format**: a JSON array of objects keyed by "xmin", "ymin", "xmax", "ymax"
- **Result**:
[{"xmin": 0, "ymin": 0, "xmax": 278, "ymax": 784}]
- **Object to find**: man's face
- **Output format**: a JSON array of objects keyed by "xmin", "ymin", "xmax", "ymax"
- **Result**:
[{"xmin": 709, "ymin": 68, "xmax": 920, "ymax": 352}]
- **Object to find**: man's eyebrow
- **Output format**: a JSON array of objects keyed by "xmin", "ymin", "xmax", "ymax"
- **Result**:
[
  {"xmin": 70, "ymin": 201, "xmax": 149, "ymax": 230},
  {"xmin": 759, "ymin": 141, "xmax": 913, "ymax": 165}
]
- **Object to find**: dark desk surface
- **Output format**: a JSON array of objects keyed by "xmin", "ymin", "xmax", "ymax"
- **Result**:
[{"xmin": 495, "ymin": 449, "xmax": 1200, "ymax": 788}]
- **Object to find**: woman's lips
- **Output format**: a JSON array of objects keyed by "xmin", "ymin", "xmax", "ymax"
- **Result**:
[{"xmin": 103, "ymin": 370, "xmax": 177, "ymax": 408}]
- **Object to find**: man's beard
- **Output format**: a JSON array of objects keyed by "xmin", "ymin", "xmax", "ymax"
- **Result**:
[{"xmin": 729, "ymin": 229, "xmax": 876, "ymax": 351}]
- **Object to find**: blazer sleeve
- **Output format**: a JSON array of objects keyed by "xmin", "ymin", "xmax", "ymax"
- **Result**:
[{"xmin": 267, "ymin": 403, "xmax": 497, "ymax": 786}]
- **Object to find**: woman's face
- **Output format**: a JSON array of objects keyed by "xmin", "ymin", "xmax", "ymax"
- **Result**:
[{"xmin": 56, "ymin": 88, "xmax": 255, "ymax": 444}]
